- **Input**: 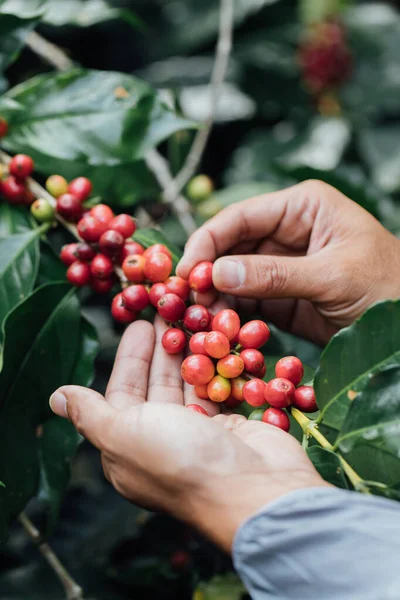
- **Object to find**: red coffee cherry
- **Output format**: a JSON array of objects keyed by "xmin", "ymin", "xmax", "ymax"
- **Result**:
[
  {"xmin": 23, "ymin": 188, "xmax": 35, "ymax": 206},
  {"xmin": 109, "ymin": 214, "xmax": 136, "ymax": 239},
  {"xmin": 262, "ymin": 407, "xmax": 290, "ymax": 432},
  {"xmin": 204, "ymin": 331, "xmax": 230, "ymax": 359},
  {"xmin": 143, "ymin": 244, "xmax": 172, "ymax": 259},
  {"xmin": 99, "ymin": 229, "xmax": 124, "ymax": 257},
  {"xmin": 240, "ymin": 349, "xmax": 265, "ymax": 375},
  {"xmin": 122, "ymin": 285, "xmax": 150, "ymax": 312},
  {"xmin": 68, "ymin": 177, "xmax": 92, "ymax": 202},
  {"xmin": 76, "ymin": 242, "xmax": 96, "ymax": 262},
  {"xmin": 144, "ymin": 252, "xmax": 173, "ymax": 283},
  {"xmin": 91, "ymin": 276, "xmax": 115, "ymax": 294},
  {"xmin": 165, "ymin": 276, "xmax": 190, "ymax": 301},
  {"xmin": 275, "ymin": 356, "xmax": 304, "ymax": 386},
  {"xmin": 157, "ymin": 293, "xmax": 186, "ymax": 321},
  {"xmin": 60, "ymin": 243, "xmax": 79, "ymax": 266},
  {"xmin": 243, "ymin": 378, "xmax": 267, "ymax": 407},
  {"xmin": 248, "ymin": 408, "xmax": 265, "ymax": 421},
  {"xmin": 122, "ymin": 254, "xmax": 146, "ymax": 283},
  {"xmin": 258, "ymin": 364, "xmax": 267, "ymax": 378},
  {"xmin": 2, "ymin": 176, "xmax": 26, "ymax": 204},
  {"xmin": 149, "ymin": 282, "xmax": 168, "ymax": 306},
  {"xmin": 90, "ymin": 254, "xmax": 114, "ymax": 280},
  {"xmin": 264, "ymin": 378, "xmax": 295, "ymax": 408},
  {"xmin": 207, "ymin": 375, "xmax": 231, "ymax": 403},
  {"xmin": 186, "ymin": 404, "xmax": 209, "ymax": 416},
  {"xmin": 67, "ymin": 260, "xmax": 91, "ymax": 287},
  {"xmin": 56, "ymin": 193, "xmax": 82, "ymax": 222},
  {"xmin": 90, "ymin": 203, "xmax": 114, "ymax": 224},
  {"xmin": 188, "ymin": 261, "xmax": 213, "ymax": 292},
  {"xmin": 46, "ymin": 174, "xmax": 68, "ymax": 197},
  {"xmin": 111, "ymin": 293, "xmax": 137, "ymax": 324},
  {"xmin": 183, "ymin": 305, "xmax": 211, "ymax": 332},
  {"xmin": 293, "ymin": 386, "xmax": 318, "ymax": 413},
  {"xmin": 0, "ymin": 116, "xmax": 8, "ymax": 137},
  {"xmin": 162, "ymin": 328, "xmax": 186, "ymax": 354},
  {"xmin": 181, "ymin": 354, "xmax": 215, "ymax": 386},
  {"xmin": 120, "ymin": 240, "xmax": 145, "ymax": 262},
  {"xmin": 211, "ymin": 309, "xmax": 241, "ymax": 341},
  {"xmin": 224, "ymin": 396, "xmax": 242, "ymax": 409},
  {"xmin": 231, "ymin": 376, "xmax": 246, "ymax": 402},
  {"xmin": 217, "ymin": 355, "xmax": 244, "ymax": 379},
  {"xmin": 77, "ymin": 215, "xmax": 108, "ymax": 242},
  {"xmin": 9, "ymin": 154, "xmax": 34, "ymax": 179},
  {"xmin": 194, "ymin": 385, "xmax": 209, "ymax": 400},
  {"xmin": 238, "ymin": 320, "xmax": 270, "ymax": 349},
  {"xmin": 189, "ymin": 332, "xmax": 208, "ymax": 355}
]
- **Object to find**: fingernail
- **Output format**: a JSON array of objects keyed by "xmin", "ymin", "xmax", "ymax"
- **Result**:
[
  {"xmin": 214, "ymin": 259, "xmax": 246, "ymax": 289},
  {"xmin": 49, "ymin": 391, "xmax": 68, "ymax": 418}
]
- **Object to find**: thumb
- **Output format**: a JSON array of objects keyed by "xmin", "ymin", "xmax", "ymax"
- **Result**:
[
  {"xmin": 49, "ymin": 385, "xmax": 114, "ymax": 451},
  {"xmin": 212, "ymin": 254, "xmax": 321, "ymax": 300}
]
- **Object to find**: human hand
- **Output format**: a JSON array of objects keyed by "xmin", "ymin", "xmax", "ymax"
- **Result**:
[
  {"xmin": 49, "ymin": 318, "xmax": 326, "ymax": 552},
  {"xmin": 177, "ymin": 180, "xmax": 400, "ymax": 345}
]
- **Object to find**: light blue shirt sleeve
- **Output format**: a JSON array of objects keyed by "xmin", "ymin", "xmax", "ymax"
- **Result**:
[{"xmin": 233, "ymin": 487, "xmax": 400, "ymax": 600}]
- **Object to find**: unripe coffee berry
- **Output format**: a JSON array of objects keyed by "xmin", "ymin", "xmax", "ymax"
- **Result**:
[
  {"xmin": 194, "ymin": 385, "xmax": 209, "ymax": 400},
  {"xmin": 217, "ymin": 355, "xmax": 244, "ymax": 379},
  {"xmin": 60, "ymin": 243, "xmax": 79, "ymax": 266},
  {"xmin": 211, "ymin": 309, "xmax": 241, "ymax": 341},
  {"xmin": 165, "ymin": 276, "xmax": 190, "ymax": 301},
  {"xmin": 122, "ymin": 254, "xmax": 146, "ymax": 283},
  {"xmin": 144, "ymin": 252, "xmax": 173, "ymax": 283},
  {"xmin": 143, "ymin": 244, "xmax": 172, "ymax": 260},
  {"xmin": 9, "ymin": 154, "xmax": 34, "ymax": 179},
  {"xmin": 238, "ymin": 320, "xmax": 270, "ymax": 349},
  {"xmin": 248, "ymin": 408, "xmax": 265, "ymax": 421},
  {"xmin": 183, "ymin": 305, "xmax": 211, "ymax": 332},
  {"xmin": 243, "ymin": 378, "xmax": 267, "ymax": 407},
  {"xmin": 109, "ymin": 214, "xmax": 136, "ymax": 239},
  {"xmin": 91, "ymin": 254, "xmax": 114, "ymax": 280},
  {"xmin": 187, "ymin": 174, "xmax": 214, "ymax": 203},
  {"xmin": 293, "ymin": 386, "xmax": 318, "ymax": 413},
  {"xmin": 181, "ymin": 354, "xmax": 215, "ymax": 386},
  {"xmin": 2, "ymin": 176, "xmax": 26, "ymax": 204},
  {"xmin": 99, "ymin": 229, "xmax": 124, "ymax": 257},
  {"xmin": 90, "ymin": 203, "xmax": 114, "ymax": 224},
  {"xmin": 189, "ymin": 332, "xmax": 208, "ymax": 355},
  {"xmin": 162, "ymin": 328, "xmax": 186, "ymax": 354},
  {"xmin": 207, "ymin": 375, "xmax": 231, "ymax": 403},
  {"xmin": 91, "ymin": 276, "xmax": 115, "ymax": 294},
  {"xmin": 46, "ymin": 174, "xmax": 68, "ymax": 197},
  {"xmin": 264, "ymin": 378, "xmax": 295, "ymax": 408},
  {"xmin": 67, "ymin": 260, "xmax": 91, "ymax": 287},
  {"xmin": 120, "ymin": 240, "xmax": 144, "ymax": 262},
  {"xmin": 231, "ymin": 376, "xmax": 246, "ymax": 402},
  {"xmin": 186, "ymin": 404, "xmax": 209, "ymax": 416},
  {"xmin": 76, "ymin": 242, "xmax": 96, "ymax": 262},
  {"xmin": 149, "ymin": 282, "xmax": 168, "ymax": 306},
  {"xmin": 57, "ymin": 193, "xmax": 83, "ymax": 222},
  {"xmin": 68, "ymin": 177, "xmax": 92, "ymax": 202},
  {"xmin": 262, "ymin": 407, "xmax": 290, "ymax": 432},
  {"xmin": 30, "ymin": 198, "xmax": 54, "ymax": 223},
  {"xmin": 240, "ymin": 349, "xmax": 265, "ymax": 375},
  {"xmin": 0, "ymin": 116, "xmax": 8, "ymax": 138},
  {"xmin": 111, "ymin": 293, "xmax": 137, "ymax": 324},
  {"xmin": 188, "ymin": 261, "xmax": 213, "ymax": 293},
  {"xmin": 122, "ymin": 285, "xmax": 150, "ymax": 312},
  {"xmin": 275, "ymin": 356, "xmax": 304, "ymax": 386},
  {"xmin": 204, "ymin": 331, "xmax": 230, "ymax": 359},
  {"xmin": 157, "ymin": 293, "xmax": 186, "ymax": 321}
]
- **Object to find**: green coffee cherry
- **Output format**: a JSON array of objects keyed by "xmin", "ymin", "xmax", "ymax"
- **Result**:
[
  {"xmin": 30, "ymin": 198, "xmax": 55, "ymax": 223},
  {"xmin": 248, "ymin": 408, "xmax": 265, "ymax": 421},
  {"xmin": 187, "ymin": 175, "xmax": 214, "ymax": 203}
]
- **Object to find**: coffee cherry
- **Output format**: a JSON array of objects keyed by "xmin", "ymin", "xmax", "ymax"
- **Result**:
[
  {"xmin": 143, "ymin": 244, "xmax": 172, "ymax": 259},
  {"xmin": 91, "ymin": 276, "xmax": 115, "ymax": 294},
  {"xmin": 122, "ymin": 254, "xmax": 146, "ymax": 283},
  {"xmin": 293, "ymin": 386, "xmax": 318, "ymax": 413},
  {"xmin": 122, "ymin": 285, "xmax": 150, "ymax": 312},
  {"xmin": 2, "ymin": 176, "xmax": 26, "ymax": 204},
  {"xmin": 188, "ymin": 261, "xmax": 213, "ymax": 293},
  {"xmin": 60, "ymin": 243, "xmax": 79, "ymax": 266},
  {"xmin": 76, "ymin": 242, "xmax": 96, "ymax": 262},
  {"xmin": 183, "ymin": 305, "xmax": 211, "ymax": 332},
  {"xmin": 90, "ymin": 203, "xmax": 114, "ymax": 224},
  {"xmin": 9, "ymin": 154, "xmax": 34, "ymax": 179},
  {"xmin": 165, "ymin": 276, "xmax": 190, "ymax": 301},
  {"xmin": 264, "ymin": 378, "xmax": 295, "ymax": 408},
  {"xmin": 275, "ymin": 356, "xmax": 304, "ymax": 386},
  {"xmin": 30, "ymin": 198, "xmax": 54, "ymax": 223},
  {"xmin": 262, "ymin": 407, "xmax": 290, "ymax": 432},
  {"xmin": 243, "ymin": 378, "xmax": 267, "ymax": 407},
  {"xmin": 194, "ymin": 385, "xmax": 209, "ymax": 400},
  {"xmin": 0, "ymin": 116, "xmax": 8, "ymax": 138},
  {"xmin": 181, "ymin": 354, "xmax": 215, "ymax": 386},
  {"xmin": 186, "ymin": 404, "xmax": 209, "ymax": 416},
  {"xmin": 67, "ymin": 260, "xmax": 91, "ymax": 287},
  {"xmin": 162, "ymin": 328, "xmax": 186, "ymax": 354},
  {"xmin": 99, "ymin": 229, "xmax": 124, "ymax": 257},
  {"xmin": 77, "ymin": 215, "xmax": 108, "ymax": 242},
  {"xmin": 120, "ymin": 241, "xmax": 145, "ymax": 262},
  {"xmin": 248, "ymin": 408, "xmax": 265, "ymax": 421},
  {"xmin": 57, "ymin": 193, "xmax": 83, "ymax": 222},
  {"xmin": 109, "ymin": 214, "xmax": 136, "ymax": 238},
  {"xmin": 240, "ymin": 349, "xmax": 265, "ymax": 375},
  {"xmin": 204, "ymin": 331, "xmax": 230, "ymax": 359},
  {"xmin": 211, "ymin": 309, "xmax": 241, "ymax": 341},
  {"xmin": 157, "ymin": 293, "xmax": 186, "ymax": 321},
  {"xmin": 187, "ymin": 174, "xmax": 214, "ymax": 203},
  {"xmin": 224, "ymin": 396, "xmax": 242, "ymax": 409},
  {"xmin": 144, "ymin": 252, "xmax": 172, "ymax": 283},
  {"xmin": 111, "ymin": 293, "xmax": 137, "ymax": 324},
  {"xmin": 238, "ymin": 320, "xmax": 270, "ymax": 349},
  {"xmin": 46, "ymin": 174, "xmax": 68, "ymax": 197},
  {"xmin": 23, "ymin": 188, "xmax": 35, "ymax": 206},
  {"xmin": 149, "ymin": 282, "xmax": 168, "ymax": 306},
  {"xmin": 231, "ymin": 376, "xmax": 246, "ymax": 402},
  {"xmin": 217, "ymin": 355, "xmax": 244, "ymax": 379},
  {"xmin": 207, "ymin": 375, "xmax": 231, "ymax": 403},
  {"xmin": 258, "ymin": 364, "xmax": 267, "ymax": 379},
  {"xmin": 68, "ymin": 177, "xmax": 92, "ymax": 202},
  {"xmin": 91, "ymin": 254, "xmax": 114, "ymax": 279}
]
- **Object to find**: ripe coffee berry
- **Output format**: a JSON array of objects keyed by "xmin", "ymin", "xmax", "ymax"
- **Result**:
[
  {"xmin": 78, "ymin": 215, "xmax": 108, "ymax": 242},
  {"xmin": 248, "ymin": 408, "xmax": 265, "ymax": 421},
  {"xmin": 46, "ymin": 174, "xmax": 68, "ymax": 197},
  {"xmin": 275, "ymin": 356, "xmax": 304, "ymax": 386},
  {"xmin": 122, "ymin": 254, "xmax": 146, "ymax": 283},
  {"xmin": 9, "ymin": 154, "xmax": 34, "ymax": 179},
  {"xmin": 240, "ymin": 349, "xmax": 265, "ymax": 375},
  {"xmin": 189, "ymin": 332, "xmax": 208, "ymax": 355},
  {"xmin": 162, "ymin": 328, "xmax": 186, "ymax": 354},
  {"xmin": 76, "ymin": 242, "xmax": 96, "ymax": 262},
  {"xmin": 90, "ymin": 203, "xmax": 114, "ymax": 224},
  {"xmin": 181, "ymin": 354, "xmax": 215, "ymax": 386},
  {"xmin": 188, "ymin": 261, "xmax": 213, "ymax": 293},
  {"xmin": 122, "ymin": 285, "xmax": 150, "ymax": 312},
  {"xmin": 2, "ymin": 176, "xmax": 26, "ymax": 204},
  {"xmin": 30, "ymin": 198, "xmax": 54, "ymax": 223},
  {"xmin": 194, "ymin": 385, "xmax": 209, "ymax": 400},
  {"xmin": 120, "ymin": 241, "xmax": 144, "ymax": 261},
  {"xmin": 207, "ymin": 375, "xmax": 231, "ymax": 403},
  {"xmin": 204, "ymin": 331, "xmax": 230, "ymax": 359},
  {"xmin": 149, "ymin": 282, "xmax": 168, "ymax": 306},
  {"xmin": 157, "ymin": 293, "xmax": 186, "ymax": 321},
  {"xmin": 67, "ymin": 260, "xmax": 91, "ymax": 287},
  {"xmin": 264, "ymin": 378, "xmax": 295, "ymax": 408},
  {"xmin": 243, "ymin": 378, "xmax": 267, "ymax": 407},
  {"xmin": 217, "ymin": 355, "xmax": 244, "ymax": 379},
  {"xmin": 224, "ymin": 395, "xmax": 242, "ymax": 409},
  {"xmin": 90, "ymin": 254, "xmax": 114, "ymax": 279},
  {"xmin": 238, "ymin": 320, "xmax": 270, "ymax": 349},
  {"xmin": 111, "ymin": 293, "xmax": 137, "ymax": 324},
  {"xmin": 143, "ymin": 244, "xmax": 172, "ymax": 260},
  {"xmin": 0, "ymin": 116, "xmax": 8, "ymax": 137},
  {"xmin": 212, "ymin": 309, "xmax": 241, "ymax": 341},
  {"xmin": 186, "ymin": 404, "xmax": 209, "ymax": 416},
  {"xmin": 262, "ymin": 407, "xmax": 290, "ymax": 432},
  {"xmin": 231, "ymin": 377, "xmax": 246, "ymax": 402},
  {"xmin": 68, "ymin": 177, "xmax": 92, "ymax": 202},
  {"xmin": 23, "ymin": 189, "xmax": 35, "ymax": 206},
  {"xmin": 165, "ymin": 276, "xmax": 190, "ymax": 301},
  {"xmin": 99, "ymin": 229, "xmax": 124, "ymax": 257},
  {"xmin": 60, "ymin": 243, "xmax": 79, "ymax": 266},
  {"xmin": 91, "ymin": 276, "xmax": 115, "ymax": 294},
  {"xmin": 109, "ymin": 214, "xmax": 136, "ymax": 239},
  {"xmin": 183, "ymin": 305, "xmax": 211, "ymax": 332},
  {"xmin": 293, "ymin": 386, "xmax": 318, "ymax": 413},
  {"xmin": 144, "ymin": 252, "xmax": 172, "ymax": 283},
  {"xmin": 57, "ymin": 193, "xmax": 83, "ymax": 222}
]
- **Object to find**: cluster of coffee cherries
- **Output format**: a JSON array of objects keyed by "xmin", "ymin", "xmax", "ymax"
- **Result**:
[{"xmin": 0, "ymin": 153, "xmax": 37, "ymax": 206}]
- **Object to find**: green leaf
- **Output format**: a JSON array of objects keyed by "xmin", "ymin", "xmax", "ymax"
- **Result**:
[
  {"xmin": 307, "ymin": 446, "xmax": 349, "ymax": 489},
  {"xmin": 36, "ymin": 241, "xmax": 67, "ymax": 286},
  {"xmin": 35, "ymin": 0, "xmax": 141, "ymax": 28},
  {"xmin": 0, "ymin": 13, "xmax": 39, "ymax": 77},
  {"xmin": 315, "ymin": 300, "xmax": 400, "ymax": 431},
  {"xmin": 358, "ymin": 125, "xmax": 400, "ymax": 194},
  {"xmin": 195, "ymin": 574, "xmax": 246, "ymax": 600},
  {"xmin": 0, "ymin": 202, "xmax": 35, "ymax": 235},
  {"xmin": 299, "ymin": 0, "xmax": 348, "ymax": 24},
  {"xmin": 133, "ymin": 228, "xmax": 182, "ymax": 271}
]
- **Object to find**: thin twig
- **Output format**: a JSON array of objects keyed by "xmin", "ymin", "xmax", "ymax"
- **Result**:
[
  {"xmin": 19, "ymin": 512, "xmax": 84, "ymax": 600},
  {"xmin": 25, "ymin": 31, "xmax": 74, "ymax": 71}
]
